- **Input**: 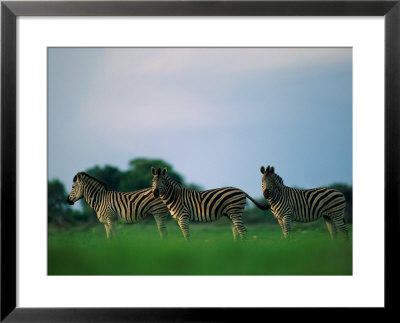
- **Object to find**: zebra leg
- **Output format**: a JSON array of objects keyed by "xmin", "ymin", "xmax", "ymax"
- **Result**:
[
  {"xmin": 228, "ymin": 214, "xmax": 247, "ymax": 240},
  {"xmin": 231, "ymin": 224, "xmax": 239, "ymax": 241},
  {"xmin": 332, "ymin": 215, "xmax": 348, "ymax": 239},
  {"xmin": 104, "ymin": 223, "xmax": 111, "ymax": 239},
  {"xmin": 325, "ymin": 210, "xmax": 348, "ymax": 239},
  {"xmin": 104, "ymin": 219, "xmax": 116, "ymax": 239},
  {"xmin": 323, "ymin": 216, "xmax": 337, "ymax": 239},
  {"xmin": 277, "ymin": 218, "xmax": 285, "ymax": 237},
  {"xmin": 153, "ymin": 214, "xmax": 168, "ymax": 239},
  {"xmin": 280, "ymin": 215, "xmax": 292, "ymax": 239},
  {"xmin": 177, "ymin": 215, "xmax": 190, "ymax": 241},
  {"xmin": 324, "ymin": 216, "xmax": 337, "ymax": 239}
]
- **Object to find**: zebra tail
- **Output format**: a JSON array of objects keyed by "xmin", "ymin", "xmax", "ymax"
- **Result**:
[{"xmin": 245, "ymin": 193, "xmax": 270, "ymax": 211}]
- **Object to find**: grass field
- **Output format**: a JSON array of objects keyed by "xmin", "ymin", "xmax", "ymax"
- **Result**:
[{"xmin": 48, "ymin": 221, "xmax": 352, "ymax": 275}]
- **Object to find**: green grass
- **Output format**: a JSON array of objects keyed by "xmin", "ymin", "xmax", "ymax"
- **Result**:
[{"xmin": 48, "ymin": 221, "xmax": 352, "ymax": 275}]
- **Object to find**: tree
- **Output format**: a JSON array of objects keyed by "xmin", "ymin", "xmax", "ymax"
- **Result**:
[
  {"xmin": 119, "ymin": 158, "xmax": 184, "ymax": 192},
  {"xmin": 48, "ymin": 179, "xmax": 68, "ymax": 225},
  {"xmin": 84, "ymin": 165, "xmax": 121, "ymax": 191},
  {"xmin": 49, "ymin": 179, "xmax": 89, "ymax": 226}
]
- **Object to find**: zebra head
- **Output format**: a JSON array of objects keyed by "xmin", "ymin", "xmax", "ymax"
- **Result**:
[
  {"xmin": 260, "ymin": 165, "xmax": 279, "ymax": 199},
  {"xmin": 151, "ymin": 167, "xmax": 167, "ymax": 198},
  {"xmin": 66, "ymin": 172, "xmax": 85, "ymax": 205}
]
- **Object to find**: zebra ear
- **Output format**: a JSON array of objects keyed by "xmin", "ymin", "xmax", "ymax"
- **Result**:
[
  {"xmin": 162, "ymin": 168, "xmax": 167, "ymax": 175},
  {"xmin": 156, "ymin": 168, "xmax": 161, "ymax": 175},
  {"xmin": 266, "ymin": 166, "xmax": 270, "ymax": 173},
  {"xmin": 270, "ymin": 166, "xmax": 275, "ymax": 174},
  {"xmin": 151, "ymin": 167, "xmax": 157, "ymax": 176},
  {"xmin": 260, "ymin": 166, "xmax": 265, "ymax": 174}
]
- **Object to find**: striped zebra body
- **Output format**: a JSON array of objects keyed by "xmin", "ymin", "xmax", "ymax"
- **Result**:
[
  {"xmin": 261, "ymin": 166, "xmax": 348, "ymax": 239},
  {"xmin": 66, "ymin": 172, "xmax": 169, "ymax": 239},
  {"xmin": 151, "ymin": 167, "xmax": 268, "ymax": 241},
  {"xmin": 164, "ymin": 187, "xmax": 247, "ymax": 223}
]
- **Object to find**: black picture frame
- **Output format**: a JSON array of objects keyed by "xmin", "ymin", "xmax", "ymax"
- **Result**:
[{"xmin": 1, "ymin": 0, "xmax": 399, "ymax": 321}]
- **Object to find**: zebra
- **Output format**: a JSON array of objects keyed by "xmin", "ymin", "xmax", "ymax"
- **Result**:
[
  {"xmin": 260, "ymin": 165, "xmax": 348, "ymax": 239},
  {"xmin": 151, "ymin": 167, "xmax": 269, "ymax": 241},
  {"xmin": 66, "ymin": 172, "xmax": 170, "ymax": 239}
]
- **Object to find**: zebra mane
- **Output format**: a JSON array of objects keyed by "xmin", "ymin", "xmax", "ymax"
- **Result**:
[
  {"xmin": 271, "ymin": 173, "xmax": 284, "ymax": 186},
  {"xmin": 75, "ymin": 172, "xmax": 108, "ymax": 189},
  {"xmin": 165, "ymin": 175, "xmax": 182, "ymax": 187}
]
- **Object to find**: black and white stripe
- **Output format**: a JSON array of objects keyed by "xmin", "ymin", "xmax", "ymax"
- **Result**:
[
  {"xmin": 66, "ymin": 172, "xmax": 169, "ymax": 239},
  {"xmin": 151, "ymin": 167, "xmax": 269, "ymax": 241},
  {"xmin": 260, "ymin": 165, "xmax": 348, "ymax": 239}
]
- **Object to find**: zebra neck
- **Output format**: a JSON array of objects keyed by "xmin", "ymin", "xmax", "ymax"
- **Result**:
[
  {"xmin": 83, "ymin": 185, "xmax": 105, "ymax": 212},
  {"xmin": 160, "ymin": 183, "xmax": 182, "ymax": 205},
  {"xmin": 268, "ymin": 186, "xmax": 285, "ymax": 204}
]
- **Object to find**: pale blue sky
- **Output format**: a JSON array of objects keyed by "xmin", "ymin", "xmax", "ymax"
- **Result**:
[{"xmin": 48, "ymin": 47, "xmax": 352, "ymax": 198}]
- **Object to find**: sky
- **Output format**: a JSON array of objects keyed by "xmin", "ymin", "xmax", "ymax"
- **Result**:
[{"xmin": 48, "ymin": 47, "xmax": 352, "ymax": 199}]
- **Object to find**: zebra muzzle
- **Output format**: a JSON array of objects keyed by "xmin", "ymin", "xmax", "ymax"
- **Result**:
[
  {"xmin": 153, "ymin": 189, "xmax": 159, "ymax": 198},
  {"xmin": 263, "ymin": 189, "xmax": 270, "ymax": 199},
  {"xmin": 66, "ymin": 198, "xmax": 74, "ymax": 205}
]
